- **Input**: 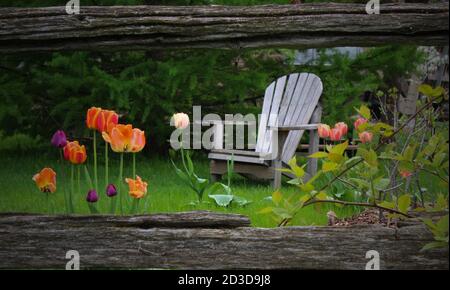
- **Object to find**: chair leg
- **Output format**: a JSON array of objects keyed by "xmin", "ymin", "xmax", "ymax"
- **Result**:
[
  {"xmin": 272, "ymin": 159, "xmax": 282, "ymax": 189},
  {"xmin": 307, "ymin": 105, "xmax": 322, "ymax": 179}
]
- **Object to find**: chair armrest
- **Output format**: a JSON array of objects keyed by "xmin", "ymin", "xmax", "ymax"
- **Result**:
[
  {"xmin": 194, "ymin": 120, "xmax": 257, "ymax": 126},
  {"xmin": 268, "ymin": 124, "xmax": 319, "ymax": 131}
]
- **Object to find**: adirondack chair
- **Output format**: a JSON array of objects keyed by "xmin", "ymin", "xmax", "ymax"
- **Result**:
[{"xmin": 206, "ymin": 73, "xmax": 323, "ymax": 188}]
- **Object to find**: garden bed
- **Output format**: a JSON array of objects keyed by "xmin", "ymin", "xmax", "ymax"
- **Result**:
[{"xmin": 0, "ymin": 211, "xmax": 447, "ymax": 270}]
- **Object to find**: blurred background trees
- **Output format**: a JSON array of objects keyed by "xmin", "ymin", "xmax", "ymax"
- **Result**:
[{"xmin": 0, "ymin": 0, "xmax": 438, "ymax": 155}]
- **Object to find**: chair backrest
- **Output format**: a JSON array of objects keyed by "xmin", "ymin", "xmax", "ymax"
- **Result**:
[{"xmin": 255, "ymin": 73, "xmax": 323, "ymax": 164}]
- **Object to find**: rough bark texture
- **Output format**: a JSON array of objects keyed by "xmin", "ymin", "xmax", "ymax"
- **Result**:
[
  {"xmin": 0, "ymin": 3, "xmax": 448, "ymax": 53},
  {"xmin": 0, "ymin": 211, "xmax": 448, "ymax": 270}
]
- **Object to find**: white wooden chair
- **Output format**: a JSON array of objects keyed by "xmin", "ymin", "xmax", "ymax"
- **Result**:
[{"xmin": 206, "ymin": 73, "xmax": 323, "ymax": 188}]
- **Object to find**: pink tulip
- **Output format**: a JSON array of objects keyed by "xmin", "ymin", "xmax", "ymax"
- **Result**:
[
  {"xmin": 354, "ymin": 117, "xmax": 368, "ymax": 131},
  {"xmin": 172, "ymin": 113, "xmax": 190, "ymax": 129},
  {"xmin": 334, "ymin": 122, "xmax": 348, "ymax": 136},
  {"xmin": 359, "ymin": 131, "xmax": 373, "ymax": 144},
  {"xmin": 329, "ymin": 128, "xmax": 343, "ymax": 141},
  {"xmin": 317, "ymin": 124, "xmax": 331, "ymax": 139}
]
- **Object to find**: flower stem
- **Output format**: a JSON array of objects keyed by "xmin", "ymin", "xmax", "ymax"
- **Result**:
[
  {"xmin": 59, "ymin": 148, "xmax": 69, "ymax": 214},
  {"xmin": 133, "ymin": 153, "xmax": 136, "ymax": 178},
  {"xmin": 105, "ymin": 140, "xmax": 109, "ymax": 188},
  {"xmin": 46, "ymin": 193, "xmax": 50, "ymax": 214},
  {"xmin": 77, "ymin": 166, "xmax": 81, "ymax": 196},
  {"xmin": 93, "ymin": 131, "xmax": 98, "ymax": 192},
  {"xmin": 70, "ymin": 164, "xmax": 74, "ymax": 213},
  {"xmin": 119, "ymin": 152, "xmax": 124, "ymax": 215},
  {"xmin": 131, "ymin": 199, "xmax": 139, "ymax": 215}
]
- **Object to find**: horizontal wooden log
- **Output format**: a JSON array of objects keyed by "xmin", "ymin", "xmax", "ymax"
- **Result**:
[
  {"xmin": 0, "ymin": 211, "xmax": 448, "ymax": 269},
  {"xmin": 0, "ymin": 3, "xmax": 448, "ymax": 53}
]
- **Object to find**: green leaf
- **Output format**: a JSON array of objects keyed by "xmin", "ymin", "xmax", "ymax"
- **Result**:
[
  {"xmin": 358, "ymin": 148, "xmax": 378, "ymax": 167},
  {"xmin": 398, "ymin": 194, "xmax": 411, "ymax": 214},
  {"xmin": 436, "ymin": 215, "xmax": 449, "ymax": 233},
  {"xmin": 435, "ymin": 194, "xmax": 448, "ymax": 211},
  {"xmin": 233, "ymin": 195, "xmax": 252, "ymax": 207},
  {"xmin": 374, "ymin": 178, "xmax": 390, "ymax": 191},
  {"xmin": 287, "ymin": 178, "xmax": 301, "ymax": 185},
  {"xmin": 322, "ymin": 162, "xmax": 339, "ymax": 172},
  {"xmin": 208, "ymin": 194, "xmax": 234, "ymax": 207},
  {"xmin": 418, "ymin": 84, "xmax": 445, "ymax": 98},
  {"xmin": 315, "ymin": 191, "xmax": 329, "ymax": 201},
  {"xmin": 330, "ymin": 140, "xmax": 349, "ymax": 156},
  {"xmin": 421, "ymin": 241, "xmax": 448, "ymax": 252},
  {"xmin": 356, "ymin": 104, "xmax": 371, "ymax": 120},
  {"xmin": 272, "ymin": 207, "xmax": 293, "ymax": 219},
  {"xmin": 272, "ymin": 190, "xmax": 282, "ymax": 204},
  {"xmin": 258, "ymin": 207, "xmax": 273, "ymax": 214},
  {"xmin": 378, "ymin": 201, "xmax": 395, "ymax": 209},
  {"xmin": 300, "ymin": 182, "xmax": 315, "ymax": 193},
  {"xmin": 309, "ymin": 152, "xmax": 328, "ymax": 159}
]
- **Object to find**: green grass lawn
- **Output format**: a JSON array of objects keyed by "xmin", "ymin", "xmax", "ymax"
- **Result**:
[{"xmin": 0, "ymin": 152, "xmax": 362, "ymax": 227}]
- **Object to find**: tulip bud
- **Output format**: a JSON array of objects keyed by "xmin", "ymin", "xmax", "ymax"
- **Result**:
[
  {"xmin": 354, "ymin": 117, "xmax": 368, "ymax": 131},
  {"xmin": 86, "ymin": 189, "xmax": 99, "ymax": 203},
  {"xmin": 358, "ymin": 131, "xmax": 373, "ymax": 144},
  {"xmin": 106, "ymin": 184, "xmax": 117, "ymax": 197},
  {"xmin": 172, "ymin": 113, "xmax": 190, "ymax": 129},
  {"xmin": 317, "ymin": 124, "xmax": 331, "ymax": 139},
  {"xmin": 51, "ymin": 130, "xmax": 68, "ymax": 148},
  {"xmin": 400, "ymin": 170, "xmax": 413, "ymax": 179}
]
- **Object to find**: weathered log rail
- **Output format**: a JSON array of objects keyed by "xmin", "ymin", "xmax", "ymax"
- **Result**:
[
  {"xmin": 0, "ymin": 211, "xmax": 448, "ymax": 269},
  {"xmin": 0, "ymin": 3, "xmax": 448, "ymax": 53}
]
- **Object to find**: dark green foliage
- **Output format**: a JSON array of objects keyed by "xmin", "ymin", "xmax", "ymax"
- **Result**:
[{"xmin": 0, "ymin": 1, "xmax": 426, "ymax": 154}]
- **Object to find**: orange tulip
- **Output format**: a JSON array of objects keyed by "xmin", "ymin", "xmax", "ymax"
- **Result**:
[
  {"xmin": 32, "ymin": 168, "xmax": 56, "ymax": 193},
  {"xmin": 130, "ymin": 128, "xmax": 146, "ymax": 153},
  {"xmin": 86, "ymin": 107, "xmax": 119, "ymax": 133},
  {"xmin": 334, "ymin": 122, "xmax": 348, "ymax": 136},
  {"xmin": 86, "ymin": 107, "xmax": 102, "ymax": 130},
  {"xmin": 358, "ymin": 131, "xmax": 373, "ymax": 144},
  {"xmin": 329, "ymin": 128, "xmax": 343, "ymax": 141},
  {"xmin": 97, "ymin": 109, "xmax": 119, "ymax": 134},
  {"xmin": 102, "ymin": 124, "xmax": 146, "ymax": 153},
  {"xmin": 317, "ymin": 124, "xmax": 331, "ymax": 139},
  {"xmin": 102, "ymin": 124, "xmax": 132, "ymax": 152},
  {"xmin": 125, "ymin": 175, "xmax": 148, "ymax": 199},
  {"xmin": 63, "ymin": 141, "xmax": 87, "ymax": 164}
]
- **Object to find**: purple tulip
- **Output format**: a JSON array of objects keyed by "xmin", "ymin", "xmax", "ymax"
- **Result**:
[
  {"xmin": 51, "ymin": 130, "xmax": 67, "ymax": 148},
  {"xmin": 86, "ymin": 189, "xmax": 99, "ymax": 203},
  {"xmin": 106, "ymin": 184, "xmax": 117, "ymax": 197}
]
